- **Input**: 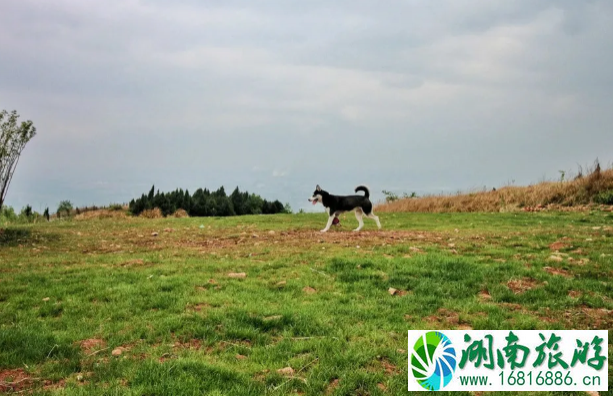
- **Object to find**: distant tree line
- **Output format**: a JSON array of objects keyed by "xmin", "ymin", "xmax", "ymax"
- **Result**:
[{"xmin": 128, "ymin": 185, "xmax": 289, "ymax": 217}]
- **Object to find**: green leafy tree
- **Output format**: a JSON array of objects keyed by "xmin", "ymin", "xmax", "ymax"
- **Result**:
[
  {"xmin": 0, "ymin": 110, "xmax": 37, "ymax": 210},
  {"xmin": 57, "ymin": 200, "xmax": 73, "ymax": 218}
]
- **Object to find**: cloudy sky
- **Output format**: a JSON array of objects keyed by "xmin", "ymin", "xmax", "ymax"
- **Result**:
[{"xmin": 2, "ymin": 0, "xmax": 612, "ymax": 213}]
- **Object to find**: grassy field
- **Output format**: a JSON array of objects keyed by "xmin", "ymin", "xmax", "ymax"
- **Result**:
[{"xmin": 1, "ymin": 211, "xmax": 612, "ymax": 395}]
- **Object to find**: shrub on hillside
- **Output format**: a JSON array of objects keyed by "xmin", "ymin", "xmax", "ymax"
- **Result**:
[
  {"xmin": 140, "ymin": 208, "xmax": 163, "ymax": 219},
  {"xmin": 173, "ymin": 209, "xmax": 189, "ymax": 218},
  {"xmin": 57, "ymin": 200, "xmax": 73, "ymax": 218},
  {"xmin": 0, "ymin": 206, "xmax": 18, "ymax": 223},
  {"xmin": 594, "ymin": 190, "xmax": 613, "ymax": 205}
]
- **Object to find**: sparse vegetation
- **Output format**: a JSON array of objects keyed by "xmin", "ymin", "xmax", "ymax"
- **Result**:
[
  {"xmin": 382, "ymin": 190, "xmax": 417, "ymax": 203},
  {"xmin": 0, "ymin": 205, "xmax": 47, "ymax": 225},
  {"xmin": 379, "ymin": 161, "xmax": 613, "ymax": 213}
]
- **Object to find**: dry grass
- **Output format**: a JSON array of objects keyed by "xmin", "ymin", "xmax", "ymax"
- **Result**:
[
  {"xmin": 139, "ymin": 208, "xmax": 163, "ymax": 219},
  {"xmin": 75, "ymin": 210, "xmax": 129, "ymax": 221},
  {"xmin": 378, "ymin": 163, "xmax": 613, "ymax": 213},
  {"xmin": 173, "ymin": 209, "xmax": 189, "ymax": 218}
]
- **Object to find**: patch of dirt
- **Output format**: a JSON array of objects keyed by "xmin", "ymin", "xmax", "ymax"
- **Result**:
[
  {"xmin": 118, "ymin": 259, "xmax": 145, "ymax": 267},
  {"xmin": 277, "ymin": 367, "xmax": 294, "ymax": 376},
  {"xmin": 380, "ymin": 359, "xmax": 399, "ymax": 375},
  {"xmin": 567, "ymin": 257, "xmax": 590, "ymax": 265},
  {"xmin": 425, "ymin": 308, "xmax": 460, "ymax": 326},
  {"xmin": 498, "ymin": 302, "xmax": 523, "ymax": 311},
  {"xmin": 549, "ymin": 241, "xmax": 569, "ymax": 251},
  {"xmin": 0, "ymin": 369, "xmax": 34, "ymax": 392},
  {"xmin": 506, "ymin": 277, "xmax": 541, "ymax": 294},
  {"xmin": 555, "ymin": 306, "xmax": 613, "ymax": 329},
  {"xmin": 180, "ymin": 230, "xmax": 444, "ymax": 252},
  {"xmin": 173, "ymin": 339, "xmax": 203, "ymax": 349},
  {"xmin": 79, "ymin": 338, "xmax": 107, "ymax": 352},
  {"xmin": 457, "ymin": 324, "xmax": 473, "ymax": 330},
  {"xmin": 83, "ymin": 228, "xmax": 448, "ymax": 257},
  {"xmin": 187, "ymin": 303, "xmax": 211, "ymax": 312},
  {"xmin": 478, "ymin": 290, "xmax": 492, "ymax": 301},
  {"xmin": 171, "ymin": 339, "xmax": 216, "ymax": 353},
  {"xmin": 302, "ymin": 286, "xmax": 317, "ymax": 294},
  {"xmin": 568, "ymin": 290, "xmax": 582, "ymax": 298},
  {"xmin": 42, "ymin": 379, "xmax": 66, "ymax": 391},
  {"xmin": 253, "ymin": 369, "xmax": 270, "ymax": 382},
  {"xmin": 388, "ymin": 288, "xmax": 409, "ymax": 296},
  {"xmin": 543, "ymin": 266, "xmax": 572, "ymax": 278},
  {"xmin": 325, "ymin": 378, "xmax": 340, "ymax": 395},
  {"xmin": 576, "ymin": 306, "xmax": 613, "ymax": 328},
  {"xmin": 158, "ymin": 353, "xmax": 173, "ymax": 363}
]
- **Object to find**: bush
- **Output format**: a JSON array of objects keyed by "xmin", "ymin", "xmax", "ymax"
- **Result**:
[
  {"xmin": 0, "ymin": 205, "xmax": 44, "ymax": 224},
  {"xmin": 57, "ymin": 200, "xmax": 73, "ymax": 218},
  {"xmin": 594, "ymin": 190, "xmax": 613, "ymax": 205},
  {"xmin": 21, "ymin": 205, "xmax": 33, "ymax": 219},
  {"xmin": 140, "ymin": 208, "xmax": 163, "ymax": 219},
  {"xmin": 173, "ymin": 209, "xmax": 189, "ymax": 218},
  {"xmin": 382, "ymin": 190, "xmax": 399, "ymax": 203},
  {"xmin": 0, "ymin": 206, "xmax": 18, "ymax": 223}
]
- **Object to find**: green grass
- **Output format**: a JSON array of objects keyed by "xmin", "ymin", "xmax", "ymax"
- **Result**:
[{"xmin": 1, "ymin": 211, "xmax": 612, "ymax": 395}]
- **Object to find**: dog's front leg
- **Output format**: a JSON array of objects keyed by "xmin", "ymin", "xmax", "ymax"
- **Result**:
[{"xmin": 320, "ymin": 215, "xmax": 335, "ymax": 233}]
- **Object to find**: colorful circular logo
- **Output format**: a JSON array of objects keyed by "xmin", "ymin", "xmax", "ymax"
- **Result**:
[{"xmin": 410, "ymin": 331, "xmax": 457, "ymax": 391}]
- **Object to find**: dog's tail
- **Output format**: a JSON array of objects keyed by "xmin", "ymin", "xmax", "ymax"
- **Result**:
[{"xmin": 355, "ymin": 185, "xmax": 370, "ymax": 198}]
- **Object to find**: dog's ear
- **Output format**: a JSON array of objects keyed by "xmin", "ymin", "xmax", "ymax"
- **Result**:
[{"xmin": 316, "ymin": 185, "xmax": 321, "ymax": 191}]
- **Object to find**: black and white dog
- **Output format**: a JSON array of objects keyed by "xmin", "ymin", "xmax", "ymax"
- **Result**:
[{"xmin": 308, "ymin": 185, "xmax": 381, "ymax": 233}]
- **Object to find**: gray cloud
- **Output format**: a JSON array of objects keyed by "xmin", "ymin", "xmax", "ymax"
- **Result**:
[{"xmin": 1, "ymin": 0, "xmax": 612, "ymax": 213}]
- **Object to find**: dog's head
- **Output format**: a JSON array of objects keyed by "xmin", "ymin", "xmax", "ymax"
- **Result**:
[{"xmin": 308, "ymin": 185, "xmax": 325, "ymax": 205}]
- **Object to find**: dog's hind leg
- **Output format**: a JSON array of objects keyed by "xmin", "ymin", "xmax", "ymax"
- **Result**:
[
  {"xmin": 365, "ymin": 211, "xmax": 381, "ymax": 229},
  {"xmin": 353, "ymin": 209, "xmax": 364, "ymax": 232},
  {"xmin": 320, "ymin": 215, "xmax": 335, "ymax": 233}
]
